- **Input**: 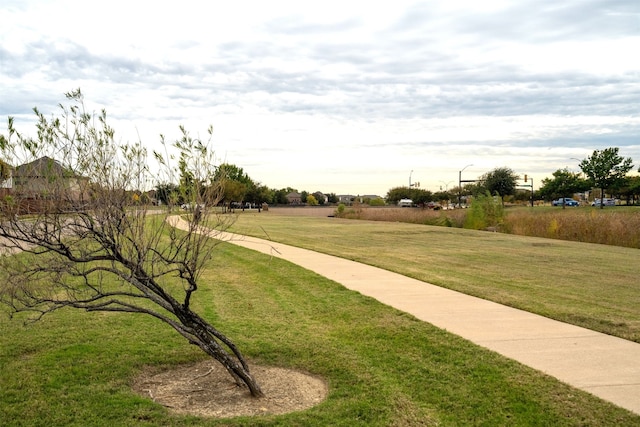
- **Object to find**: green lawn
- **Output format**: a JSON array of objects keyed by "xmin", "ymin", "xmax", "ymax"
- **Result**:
[
  {"xmin": 1, "ymin": 214, "xmax": 639, "ymax": 425},
  {"xmin": 231, "ymin": 212, "xmax": 640, "ymax": 343}
]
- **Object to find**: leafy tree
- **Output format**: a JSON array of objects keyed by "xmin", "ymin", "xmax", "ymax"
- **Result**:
[
  {"xmin": 433, "ymin": 191, "xmax": 451, "ymax": 205},
  {"xmin": 245, "ymin": 184, "xmax": 271, "ymax": 208},
  {"xmin": 579, "ymin": 148, "xmax": 634, "ymax": 209},
  {"xmin": 222, "ymin": 180, "xmax": 247, "ymax": 210},
  {"xmin": 306, "ymin": 194, "xmax": 318, "ymax": 205},
  {"xmin": 411, "ymin": 188, "xmax": 433, "ymax": 206},
  {"xmin": 0, "ymin": 90, "xmax": 264, "ymax": 397},
  {"xmin": 481, "ymin": 167, "xmax": 518, "ymax": 205},
  {"xmin": 312, "ymin": 191, "xmax": 326, "ymax": 205},
  {"xmin": 385, "ymin": 186, "xmax": 412, "ymax": 205},
  {"xmin": 214, "ymin": 163, "xmax": 253, "ymax": 186},
  {"xmin": 539, "ymin": 168, "xmax": 590, "ymax": 208},
  {"xmin": 155, "ymin": 182, "xmax": 180, "ymax": 205},
  {"xmin": 385, "ymin": 186, "xmax": 432, "ymax": 206},
  {"xmin": 272, "ymin": 188, "xmax": 289, "ymax": 205},
  {"xmin": 213, "ymin": 163, "xmax": 256, "ymax": 209},
  {"xmin": 178, "ymin": 155, "xmax": 196, "ymax": 203},
  {"xmin": 326, "ymin": 193, "xmax": 338, "ymax": 204},
  {"xmin": 619, "ymin": 175, "xmax": 640, "ymax": 206},
  {"xmin": 461, "ymin": 182, "xmax": 486, "ymax": 201}
]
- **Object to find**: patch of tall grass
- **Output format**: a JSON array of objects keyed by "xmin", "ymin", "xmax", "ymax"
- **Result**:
[
  {"xmin": 342, "ymin": 205, "xmax": 467, "ymax": 228},
  {"xmin": 338, "ymin": 205, "xmax": 640, "ymax": 248},
  {"xmin": 504, "ymin": 207, "xmax": 640, "ymax": 248}
]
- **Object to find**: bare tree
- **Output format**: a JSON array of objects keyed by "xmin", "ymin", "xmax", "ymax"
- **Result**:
[{"xmin": 0, "ymin": 90, "xmax": 263, "ymax": 397}]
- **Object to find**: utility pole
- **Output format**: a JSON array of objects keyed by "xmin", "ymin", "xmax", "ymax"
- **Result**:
[{"xmin": 458, "ymin": 164, "xmax": 473, "ymax": 207}]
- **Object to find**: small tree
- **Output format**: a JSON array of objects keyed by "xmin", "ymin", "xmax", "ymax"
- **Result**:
[
  {"xmin": 579, "ymin": 148, "xmax": 633, "ymax": 209},
  {"xmin": 312, "ymin": 191, "xmax": 326, "ymax": 205},
  {"xmin": 481, "ymin": 167, "xmax": 518, "ymax": 206},
  {"xmin": 539, "ymin": 168, "xmax": 590, "ymax": 208},
  {"xmin": 463, "ymin": 192, "xmax": 505, "ymax": 230},
  {"xmin": 385, "ymin": 186, "xmax": 412, "ymax": 205},
  {"xmin": 411, "ymin": 188, "xmax": 433, "ymax": 207},
  {"xmin": 0, "ymin": 91, "xmax": 264, "ymax": 397}
]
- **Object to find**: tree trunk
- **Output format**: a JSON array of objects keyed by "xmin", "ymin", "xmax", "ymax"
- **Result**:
[{"xmin": 177, "ymin": 306, "xmax": 264, "ymax": 397}]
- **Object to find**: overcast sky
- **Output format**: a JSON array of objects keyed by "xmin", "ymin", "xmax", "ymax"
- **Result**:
[{"xmin": 1, "ymin": 0, "xmax": 639, "ymax": 195}]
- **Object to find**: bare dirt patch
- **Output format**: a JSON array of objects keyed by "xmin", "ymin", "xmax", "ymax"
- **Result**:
[{"xmin": 132, "ymin": 359, "xmax": 328, "ymax": 419}]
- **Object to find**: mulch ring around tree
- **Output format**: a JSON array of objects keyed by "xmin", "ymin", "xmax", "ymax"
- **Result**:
[{"xmin": 132, "ymin": 359, "xmax": 328, "ymax": 419}]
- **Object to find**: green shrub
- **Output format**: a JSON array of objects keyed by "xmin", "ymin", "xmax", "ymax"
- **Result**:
[{"xmin": 464, "ymin": 192, "xmax": 505, "ymax": 230}]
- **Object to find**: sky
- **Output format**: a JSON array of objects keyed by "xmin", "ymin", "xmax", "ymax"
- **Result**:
[{"xmin": 1, "ymin": 0, "xmax": 639, "ymax": 196}]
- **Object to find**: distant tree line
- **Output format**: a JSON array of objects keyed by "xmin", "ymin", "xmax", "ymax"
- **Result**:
[
  {"xmin": 385, "ymin": 148, "xmax": 638, "ymax": 208},
  {"xmin": 154, "ymin": 147, "xmax": 638, "ymax": 209},
  {"xmin": 155, "ymin": 164, "xmax": 340, "ymax": 208}
]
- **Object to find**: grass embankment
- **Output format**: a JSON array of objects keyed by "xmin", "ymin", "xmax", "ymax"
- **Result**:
[
  {"xmin": 341, "ymin": 205, "xmax": 640, "ymax": 248},
  {"xmin": 1, "ymin": 214, "xmax": 638, "ymax": 425},
  {"xmin": 232, "ymin": 213, "xmax": 640, "ymax": 343}
]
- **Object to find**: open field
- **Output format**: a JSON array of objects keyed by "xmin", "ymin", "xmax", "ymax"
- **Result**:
[
  {"xmin": 232, "ymin": 209, "xmax": 640, "ymax": 343},
  {"xmin": 1, "ymin": 213, "xmax": 639, "ymax": 425}
]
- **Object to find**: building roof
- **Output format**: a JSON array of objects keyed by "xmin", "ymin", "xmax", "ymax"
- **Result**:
[{"xmin": 14, "ymin": 156, "xmax": 72, "ymax": 178}]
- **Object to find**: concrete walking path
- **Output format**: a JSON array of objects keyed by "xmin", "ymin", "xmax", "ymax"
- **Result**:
[{"xmin": 171, "ymin": 217, "xmax": 640, "ymax": 415}]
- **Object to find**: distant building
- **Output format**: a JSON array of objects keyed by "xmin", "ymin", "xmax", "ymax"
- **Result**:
[
  {"xmin": 0, "ymin": 159, "xmax": 11, "ymax": 198},
  {"xmin": 338, "ymin": 194, "xmax": 384, "ymax": 205},
  {"xmin": 7, "ymin": 157, "xmax": 89, "ymax": 213},
  {"xmin": 337, "ymin": 195, "xmax": 356, "ymax": 205},
  {"xmin": 12, "ymin": 157, "xmax": 87, "ymax": 200},
  {"xmin": 286, "ymin": 192, "xmax": 302, "ymax": 205}
]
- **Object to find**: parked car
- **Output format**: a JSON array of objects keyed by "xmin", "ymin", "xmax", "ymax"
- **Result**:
[
  {"xmin": 591, "ymin": 198, "xmax": 616, "ymax": 206},
  {"xmin": 552, "ymin": 198, "xmax": 579, "ymax": 206}
]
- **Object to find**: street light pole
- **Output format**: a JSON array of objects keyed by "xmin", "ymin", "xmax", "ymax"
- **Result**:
[
  {"xmin": 439, "ymin": 181, "xmax": 453, "ymax": 191},
  {"xmin": 409, "ymin": 170, "xmax": 413, "ymax": 188},
  {"xmin": 458, "ymin": 164, "xmax": 473, "ymax": 208}
]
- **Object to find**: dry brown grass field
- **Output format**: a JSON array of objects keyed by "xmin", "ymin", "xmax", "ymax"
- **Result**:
[{"xmin": 276, "ymin": 204, "xmax": 640, "ymax": 248}]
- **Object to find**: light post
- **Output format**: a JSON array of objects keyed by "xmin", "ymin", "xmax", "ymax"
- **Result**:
[
  {"xmin": 439, "ymin": 181, "xmax": 453, "ymax": 191},
  {"xmin": 458, "ymin": 164, "xmax": 473, "ymax": 208},
  {"xmin": 409, "ymin": 170, "xmax": 420, "ymax": 188},
  {"xmin": 440, "ymin": 180, "xmax": 453, "ymax": 208}
]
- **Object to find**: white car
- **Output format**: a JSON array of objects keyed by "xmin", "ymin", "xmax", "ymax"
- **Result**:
[{"xmin": 591, "ymin": 198, "xmax": 616, "ymax": 206}]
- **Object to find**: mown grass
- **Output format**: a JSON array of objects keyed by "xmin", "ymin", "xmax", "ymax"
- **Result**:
[
  {"xmin": 1, "ymin": 238, "xmax": 639, "ymax": 426},
  {"xmin": 232, "ymin": 212, "xmax": 640, "ymax": 343}
]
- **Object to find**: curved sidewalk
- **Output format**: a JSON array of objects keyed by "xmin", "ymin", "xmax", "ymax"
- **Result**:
[{"xmin": 172, "ymin": 218, "xmax": 640, "ymax": 415}]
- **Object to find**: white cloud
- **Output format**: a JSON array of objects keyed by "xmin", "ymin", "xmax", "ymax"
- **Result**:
[{"xmin": 1, "ymin": 0, "xmax": 639, "ymax": 195}]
